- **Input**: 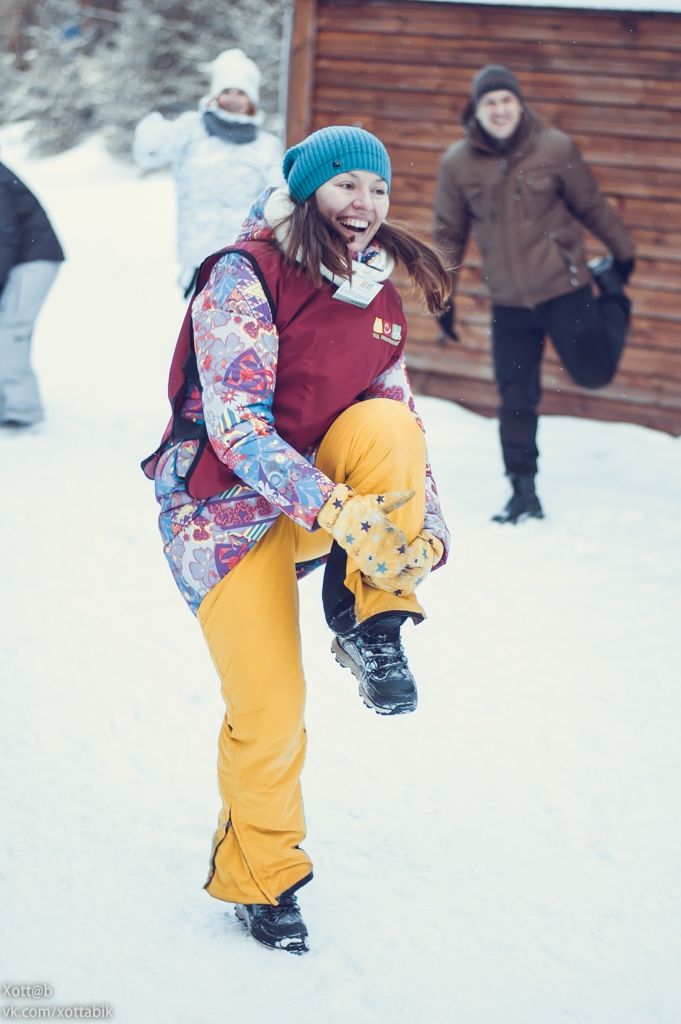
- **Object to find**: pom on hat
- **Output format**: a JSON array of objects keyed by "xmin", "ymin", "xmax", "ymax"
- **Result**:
[
  {"xmin": 471, "ymin": 65, "xmax": 523, "ymax": 106},
  {"xmin": 205, "ymin": 48, "xmax": 261, "ymax": 106},
  {"xmin": 282, "ymin": 126, "xmax": 392, "ymax": 203}
]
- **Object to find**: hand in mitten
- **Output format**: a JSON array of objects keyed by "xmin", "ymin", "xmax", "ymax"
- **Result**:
[
  {"xmin": 318, "ymin": 485, "xmax": 441, "ymax": 594},
  {"xmin": 133, "ymin": 112, "xmax": 167, "ymax": 154},
  {"xmin": 318, "ymin": 484, "xmax": 414, "ymax": 583},
  {"xmin": 381, "ymin": 529, "xmax": 444, "ymax": 595},
  {"xmin": 436, "ymin": 305, "xmax": 459, "ymax": 343}
]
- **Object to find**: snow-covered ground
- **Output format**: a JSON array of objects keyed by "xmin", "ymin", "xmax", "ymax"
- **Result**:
[{"xmin": 1, "ymin": 133, "xmax": 680, "ymax": 1024}]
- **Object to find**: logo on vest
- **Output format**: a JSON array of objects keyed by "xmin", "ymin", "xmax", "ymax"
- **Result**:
[{"xmin": 372, "ymin": 317, "xmax": 402, "ymax": 346}]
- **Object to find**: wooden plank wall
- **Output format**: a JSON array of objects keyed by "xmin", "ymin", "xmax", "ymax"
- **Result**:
[{"xmin": 288, "ymin": 0, "xmax": 681, "ymax": 434}]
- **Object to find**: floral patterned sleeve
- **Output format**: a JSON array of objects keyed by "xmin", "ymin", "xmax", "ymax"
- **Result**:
[
  {"xmin": 192, "ymin": 252, "xmax": 335, "ymax": 530},
  {"xmin": 362, "ymin": 353, "xmax": 451, "ymax": 566}
]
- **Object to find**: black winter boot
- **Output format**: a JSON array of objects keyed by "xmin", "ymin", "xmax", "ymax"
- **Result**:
[
  {"xmin": 492, "ymin": 474, "xmax": 544, "ymax": 525},
  {"xmin": 331, "ymin": 611, "xmax": 417, "ymax": 715},
  {"xmin": 235, "ymin": 887, "xmax": 309, "ymax": 955}
]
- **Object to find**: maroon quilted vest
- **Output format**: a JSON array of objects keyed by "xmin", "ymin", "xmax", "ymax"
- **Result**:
[{"xmin": 142, "ymin": 240, "xmax": 407, "ymax": 499}]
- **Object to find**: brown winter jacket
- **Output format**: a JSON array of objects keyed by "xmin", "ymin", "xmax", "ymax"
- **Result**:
[{"xmin": 434, "ymin": 108, "xmax": 635, "ymax": 309}]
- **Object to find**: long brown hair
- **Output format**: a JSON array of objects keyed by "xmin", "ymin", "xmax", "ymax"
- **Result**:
[{"xmin": 278, "ymin": 197, "xmax": 452, "ymax": 315}]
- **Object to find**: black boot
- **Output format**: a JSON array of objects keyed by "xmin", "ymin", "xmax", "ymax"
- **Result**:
[
  {"xmin": 331, "ymin": 611, "xmax": 417, "ymax": 715},
  {"xmin": 235, "ymin": 886, "xmax": 309, "ymax": 955},
  {"xmin": 492, "ymin": 473, "xmax": 544, "ymax": 525}
]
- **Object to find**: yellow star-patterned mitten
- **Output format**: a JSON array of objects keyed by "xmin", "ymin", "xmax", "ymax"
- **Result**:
[{"xmin": 318, "ymin": 484, "xmax": 440, "ymax": 594}]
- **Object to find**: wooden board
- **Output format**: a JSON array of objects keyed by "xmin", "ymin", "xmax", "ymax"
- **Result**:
[{"xmin": 288, "ymin": 0, "xmax": 681, "ymax": 435}]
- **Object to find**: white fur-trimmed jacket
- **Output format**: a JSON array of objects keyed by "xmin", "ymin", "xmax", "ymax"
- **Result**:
[{"xmin": 133, "ymin": 104, "xmax": 283, "ymax": 282}]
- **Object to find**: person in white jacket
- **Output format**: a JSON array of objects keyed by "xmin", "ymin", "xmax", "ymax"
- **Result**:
[{"xmin": 133, "ymin": 48, "xmax": 283, "ymax": 294}]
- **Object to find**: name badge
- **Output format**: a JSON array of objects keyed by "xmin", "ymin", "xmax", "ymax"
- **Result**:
[{"xmin": 332, "ymin": 277, "xmax": 384, "ymax": 308}]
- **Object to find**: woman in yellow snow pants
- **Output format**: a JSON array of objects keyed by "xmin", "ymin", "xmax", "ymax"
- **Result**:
[
  {"xmin": 145, "ymin": 125, "xmax": 452, "ymax": 953},
  {"xmin": 198, "ymin": 398, "xmax": 427, "ymax": 905}
]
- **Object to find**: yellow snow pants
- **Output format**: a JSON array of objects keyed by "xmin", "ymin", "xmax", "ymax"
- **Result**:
[{"xmin": 198, "ymin": 398, "xmax": 428, "ymax": 905}]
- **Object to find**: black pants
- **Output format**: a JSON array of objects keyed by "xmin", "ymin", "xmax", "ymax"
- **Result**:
[
  {"xmin": 321, "ymin": 541, "xmax": 421, "ymax": 635},
  {"xmin": 491, "ymin": 285, "xmax": 630, "ymax": 476},
  {"xmin": 322, "ymin": 541, "xmax": 358, "ymax": 635}
]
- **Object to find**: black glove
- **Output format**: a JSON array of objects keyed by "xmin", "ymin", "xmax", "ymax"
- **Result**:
[
  {"xmin": 613, "ymin": 257, "xmax": 635, "ymax": 284},
  {"xmin": 437, "ymin": 305, "xmax": 459, "ymax": 343}
]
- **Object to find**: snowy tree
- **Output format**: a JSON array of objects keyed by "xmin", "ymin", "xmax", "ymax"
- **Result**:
[
  {"xmin": 5, "ymin": 0, "xmax": 102, "ymax": 155},
  {"xmin": 98, "ymin": 0, "xmax": 290, "ymax": 157},
  {"xmin": 0, "ymin": 50, "xmax": 17, "ymax": 127},
  {"xmin": 1, "ymin": 0, "xmax": 290, "ymax": 158}
]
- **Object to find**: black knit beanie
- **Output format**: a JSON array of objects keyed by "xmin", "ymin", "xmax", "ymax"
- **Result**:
[{"xmin": 471, "ymin": 65, "xmax": 523, "ymax": 105}]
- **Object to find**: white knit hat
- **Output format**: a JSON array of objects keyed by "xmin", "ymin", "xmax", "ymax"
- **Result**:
[{"xmin": 205, "ymin": 48, "xmax": 261, "ymax": 106}]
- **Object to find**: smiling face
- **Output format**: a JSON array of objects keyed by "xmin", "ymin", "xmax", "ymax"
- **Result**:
[
  {"xmin": 314, "ymin": 170, "xmax": 390, "ymax": 254},
  {"xmin": 216, "ymin": 88, "xmax": 253, "ymax": 115},
  {"xmin": 475, "ymin": 89, "xmax": 523, "ymax": 140}
]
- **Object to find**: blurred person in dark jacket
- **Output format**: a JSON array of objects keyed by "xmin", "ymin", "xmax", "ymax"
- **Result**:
[
  {"xmin": 434, "ymin": 65, "xmax": 635, "ymax": 523},
  {"xmin": 0, "ymin": 161, "xmax": 64, "ymax": 427}
]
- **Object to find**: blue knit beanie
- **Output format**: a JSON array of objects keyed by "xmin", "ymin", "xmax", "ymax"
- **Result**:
[{"xmin": 283, "ymin": 126, "xmax": 391, "ymax": 203}]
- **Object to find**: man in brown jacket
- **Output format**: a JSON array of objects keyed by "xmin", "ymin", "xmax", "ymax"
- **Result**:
[{"xmin": 434, "ymin": 65, "xmax": 635, "ymax": 523}]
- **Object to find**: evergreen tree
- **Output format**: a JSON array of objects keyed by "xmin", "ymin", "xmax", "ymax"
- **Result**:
[
  {"xmin": 99, "ymin": 0, "xmax": 289, "ymax": 158},
  {"xmin": 1, "ymin": 0, "xmax": 289, "ymax": 158},
  {"xmin": 0, "ymin": 51, "xmax": 16, "ymax": 128},
  {"xmin": 7, "ymin": 0, "xmax": 100, "ymax": 155}
]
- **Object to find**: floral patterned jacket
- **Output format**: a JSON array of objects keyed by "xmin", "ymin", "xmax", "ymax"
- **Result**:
[{"xmin": 152, "ymin": 189, "xmax": 450, "ymax": 613}]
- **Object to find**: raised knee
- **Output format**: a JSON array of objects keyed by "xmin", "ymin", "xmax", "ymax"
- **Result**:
[
  {"xmin": 319, "ymin": 397, "xmax": 425, "ymax": 482},
  {"xmin": 573, "ymin": 368, "xmax": 615, "ymax": 390},
  {"xmin": 360, "ymin": 398, "xmax": 422, "ymax": 439}
]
